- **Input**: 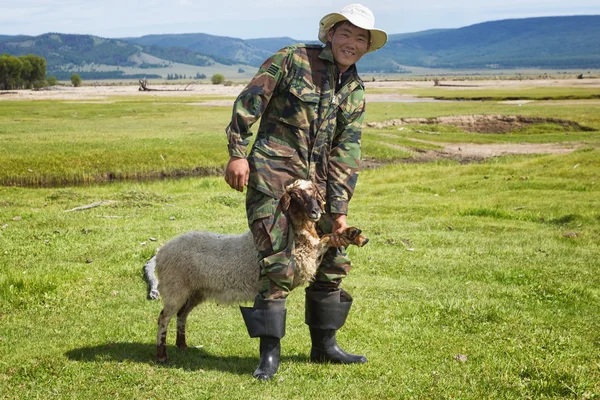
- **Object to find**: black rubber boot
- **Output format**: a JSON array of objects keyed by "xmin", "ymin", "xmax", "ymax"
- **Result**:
[
  {"xmin": 305, "ymin": 288, "xmax": 367, "ymax": 364},
  {"xmin": 240, "ymin": 297, "xmax": 286, "ymax": 380}
]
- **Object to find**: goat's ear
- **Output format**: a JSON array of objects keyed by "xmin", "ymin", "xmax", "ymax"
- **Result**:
[{"xmin": 280, "ymin": 191, "xmax": 291, "ymax": 212}]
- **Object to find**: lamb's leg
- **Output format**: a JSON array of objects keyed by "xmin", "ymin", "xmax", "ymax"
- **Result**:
[
  {"xmin": 316, "ymin": 235, "xmax": 332, "ymax": 258},
  {"xmin": 175, "ymin": 294, "xmax": 204, "ymax": 350},
  {"xmin": 337, "ymin": 227, "xmax": 369, "ymax": 247},
  {"xmin": 157, "ymin": 308, "xmax": 175, "ymax": 363},
  {"xmin": 143, "ymin": 256, "xmax": 160, "ymax": 300}
]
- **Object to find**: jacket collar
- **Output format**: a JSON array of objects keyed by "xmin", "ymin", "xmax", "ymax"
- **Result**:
[{"xmin": 318, "ymin": 45, "xmax": 364, "ymax": 89}]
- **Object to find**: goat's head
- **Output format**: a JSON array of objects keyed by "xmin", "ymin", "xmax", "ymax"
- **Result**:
[{"xmin": 280, "ymin": 179, "xmax": 325, "ymax": 222}]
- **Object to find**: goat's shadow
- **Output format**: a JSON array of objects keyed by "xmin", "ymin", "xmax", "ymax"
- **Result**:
[{"xmin": 65, "ymin": 342, "xmax": 308, "ymax": 375}]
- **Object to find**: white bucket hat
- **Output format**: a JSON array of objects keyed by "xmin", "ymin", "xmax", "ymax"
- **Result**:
[{"xmin": 318, "ymin": 4, "xmax": 388, "ymax": 53}]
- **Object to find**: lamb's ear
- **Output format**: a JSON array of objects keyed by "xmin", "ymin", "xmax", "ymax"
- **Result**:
[{"xmin": 280, "ymin": 191, "xmax": 291, "ymax": 212}]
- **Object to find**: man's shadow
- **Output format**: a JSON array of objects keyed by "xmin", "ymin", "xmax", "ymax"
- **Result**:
[{"xmin": 65, "ymin": 342, "xmax": 308, "ymax": 375}]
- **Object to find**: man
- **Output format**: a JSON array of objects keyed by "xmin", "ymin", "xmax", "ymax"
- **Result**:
[{"xmin": 224, "ymin": 4, "xmax": 387, "ymax": 380}]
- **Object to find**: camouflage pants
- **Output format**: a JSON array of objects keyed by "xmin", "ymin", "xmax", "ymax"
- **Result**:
[{"xmin": 247, "ymin": 186, "xmax": 352, "ymax": 299}]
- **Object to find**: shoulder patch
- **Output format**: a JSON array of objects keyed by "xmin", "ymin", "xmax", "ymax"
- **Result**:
[{"xmin": 266, "ymin": 64, "xmax": 280, "ymax": 77}]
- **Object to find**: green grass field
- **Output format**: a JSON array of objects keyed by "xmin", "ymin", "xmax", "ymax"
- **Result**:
[
  {"xmin": 0, "ymin": 85, "xmax": 599, "ymax": 399},
  {"xmin": 369, "ymin": 85, "xmax": 600, "ymax": 101}
]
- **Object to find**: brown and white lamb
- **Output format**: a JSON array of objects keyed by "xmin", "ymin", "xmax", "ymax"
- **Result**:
[{"xmin": 154, "ymin": 179, "xmax": 368, "ymax": 363}]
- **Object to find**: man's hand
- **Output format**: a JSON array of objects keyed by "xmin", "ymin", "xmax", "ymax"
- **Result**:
[
  {"xmin": 329, "ymin": 213, "xmax": 349, "ymax": 247},
  {"xmin": 224, "ymin": 157, "xmax": 249, "ymax": 192}
]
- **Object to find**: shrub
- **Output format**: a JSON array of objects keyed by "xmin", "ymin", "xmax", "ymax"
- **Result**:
[
  {"xmin": 71, "ymin": 74, "xmax": 82, "ymax": 87},
  {"xmin": 211, "ymin": 73, "xmax": 225, "ymax": 85},
  {"xmin": 47, "ymin": 76, "xmax": 58, "ymax": 86},
  {"xmin": 33, "ymin": 79, "xmax": 48, "ymax": 89}
]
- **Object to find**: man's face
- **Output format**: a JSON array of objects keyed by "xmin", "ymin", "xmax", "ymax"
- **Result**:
[{"xmin": 327, "ymin": 22, "xmax": 370, "ymax": 72}]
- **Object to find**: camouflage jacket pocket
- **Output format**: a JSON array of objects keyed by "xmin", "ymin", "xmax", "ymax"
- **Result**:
[
  {"xmin": 248, "ymin": 138, "xmax": 304, "ymax": 198},
  {"xmin": 279, "ymin": 78, "xmax": 320, "ymax": 130},
  {"xmin": 252, "ymin": 138, "xmax": 297, "ymax": 158}
]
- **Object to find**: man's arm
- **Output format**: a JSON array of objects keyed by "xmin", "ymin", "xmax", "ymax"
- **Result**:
[
  {"xmin": 223, "ymin": 48, "xmax": 292, "ymax": 191},
  {"xmin": 327, "ymin": 97, "xmax": 365, "ymax": 214}
]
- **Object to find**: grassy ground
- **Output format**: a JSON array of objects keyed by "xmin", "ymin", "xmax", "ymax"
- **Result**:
[
  {"xmin": 1, "ymin": 87, "xmax": 599, "ymax": 399},
  {"xmin": 368, "ymin": 85, "xmax": 600, "ymax": 101},
  {"xmin": 2, "ymin": 87, "xmax": 600, "ymax": 187}
]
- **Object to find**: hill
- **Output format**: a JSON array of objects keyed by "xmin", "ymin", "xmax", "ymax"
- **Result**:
[{"xmin": 0, "ymin": 33, "xmax": 235, "ymax": 80}]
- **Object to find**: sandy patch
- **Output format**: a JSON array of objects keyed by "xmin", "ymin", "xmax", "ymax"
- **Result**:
[
  {"xmin": 186, "ymin": 100, "xmax": 234, "ymax": 107},
  {"xmin": 2, "ymin": 78, "xmax": 598, "ymax": 102},
  {"xmin": 498, "ymin": 100, "xmax": 534, "ymax": 105},
  {"xmin": 0, "ymin": 84, "xmax": 245, "ymax": 101},
  {"xmin": 365, "ymin": 78, "xmax": 600, "ymax": 90}
]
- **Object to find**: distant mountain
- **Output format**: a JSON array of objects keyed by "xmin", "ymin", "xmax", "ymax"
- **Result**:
[
  {"xmin": 0, "ymin": 33, "xmax": 229, "ymax": 75},
  {"xmin": 388, "ymin": 29, "xmax": 451, "ymax": 41},
  {"xmin": 124, "ymin": 33, "xmax": 273, "ymax": 67},
  {"xmin": 364, "ymin": 15, "xmax": 600, "ymax": 70},
  {"xmin": 245, "ymin": 37, "xmax": 312, "ymax": 54},
  {"xmin": 1, "ymin": 15, "xmax": 598, "ymax": 78},
  {"xmin": 124, "ymin": 16, "xmax": 600, "ymax": 72}
]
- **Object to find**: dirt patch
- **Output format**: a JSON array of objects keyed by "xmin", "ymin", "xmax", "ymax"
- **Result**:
[
  {"xmin": 366, "ymin": 115, "xmax": 594, "ymax": 134},
  {"xmin": 415, "ymin": 140, "xmax": 580, "ymax": 161},
  {"xmin": 363, "ymin": 139, "xmax": 585, "ymax": 167}
]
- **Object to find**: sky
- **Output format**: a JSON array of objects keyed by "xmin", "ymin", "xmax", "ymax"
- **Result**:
[{"xmin": 1, "ymin": 0, "xmax": 599, "ymax": 40}]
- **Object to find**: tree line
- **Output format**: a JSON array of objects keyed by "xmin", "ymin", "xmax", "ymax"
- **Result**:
[{"xmin": 0, "ymin": 54, "xmax": 47, "ymax": 90}]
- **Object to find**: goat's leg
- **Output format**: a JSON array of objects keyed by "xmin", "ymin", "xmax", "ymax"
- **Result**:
[
  {"xmin": 175, "ymin": 294, "xmax": 204, "ymax": 350},
  {"xmin": 157, "ymin": 308, "xmax": 175, "ymax": 363}
]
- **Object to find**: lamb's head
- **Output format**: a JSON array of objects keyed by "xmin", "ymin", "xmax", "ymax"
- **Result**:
[{"xmin": 280, "ymin": 179, "xmax": 325, "ymax": 222}]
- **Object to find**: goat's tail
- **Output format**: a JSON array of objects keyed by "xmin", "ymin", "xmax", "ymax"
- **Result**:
[{"xmin": 143, "ymin": 255, "xmax": 160, "ymax": 300}]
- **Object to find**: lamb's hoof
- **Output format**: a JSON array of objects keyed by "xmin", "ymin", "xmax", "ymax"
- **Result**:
[
  {"xmin": 148, "ymin": 289, "xmax": 160, "ymax": 300},
  {"xmin": 344, "ymin": 227, "xmax": 369, "ymax": 247},
  {"xmin": 346, "ymin": 227, "xmax": 362, "ymax": 240},
  {"xmin": 157, "ymin": 355, "xmax": 168, "ymax": 363},
  {"xmin": 157, "ymin": 345, "xmax": 169, "ymax": 363}
]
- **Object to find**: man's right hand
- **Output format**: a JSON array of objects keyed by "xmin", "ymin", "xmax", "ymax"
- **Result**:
[{"xmin": 224, "ymin": 157, "xmax": 249, "ymax": 192}]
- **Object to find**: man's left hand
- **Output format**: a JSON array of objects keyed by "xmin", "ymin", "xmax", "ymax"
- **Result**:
[{"xmin": 329, "ymin": 214, "xmax": 349, "ymax": 247}]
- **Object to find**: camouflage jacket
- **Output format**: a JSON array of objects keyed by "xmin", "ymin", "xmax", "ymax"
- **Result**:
[{"xmin": 226, "ymin": 44, "xmax": 365, "ymax": 220}]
